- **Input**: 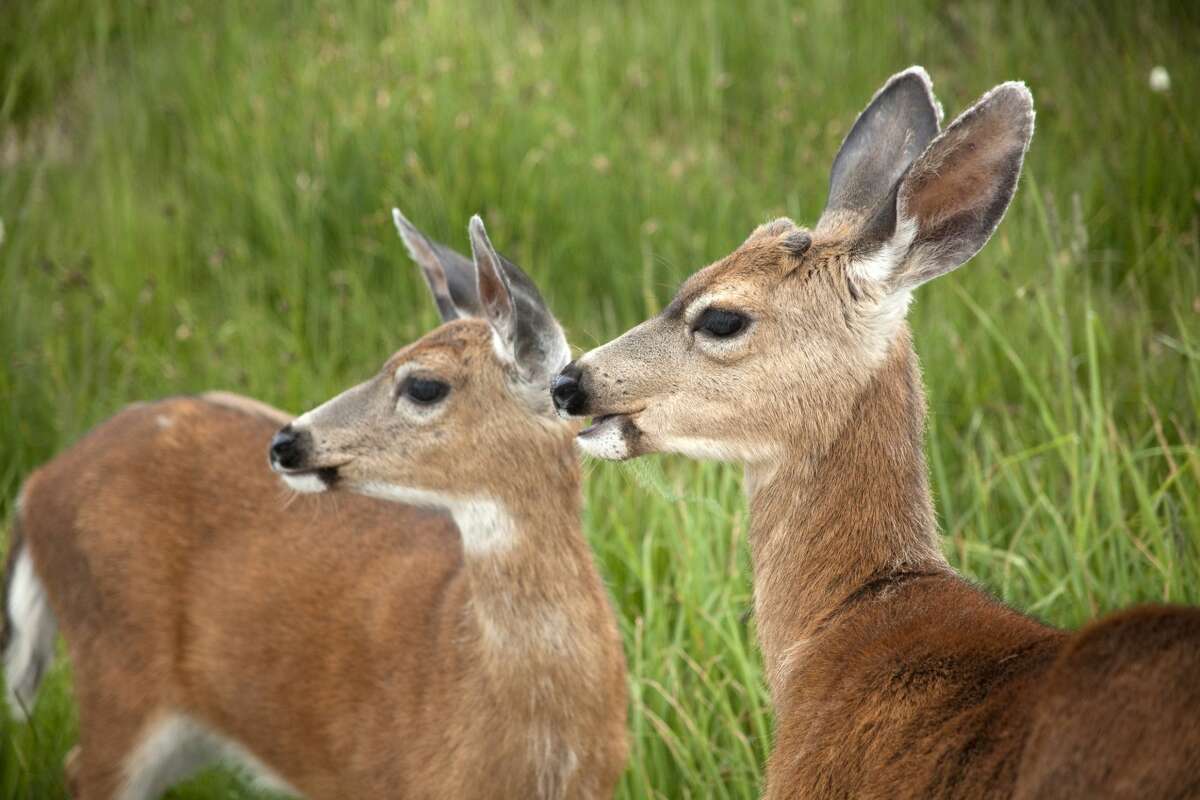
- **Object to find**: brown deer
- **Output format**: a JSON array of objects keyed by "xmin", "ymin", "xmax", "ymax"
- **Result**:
[
  {"xmin": 2, "ymin": 212, "xmax": 628, "ymax": 799},
  {"xmin": 551, "ymin": 67, "xmax": 1200, "ymax": 798}
]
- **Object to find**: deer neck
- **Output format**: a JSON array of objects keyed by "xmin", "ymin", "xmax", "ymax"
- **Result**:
[
  {"xmin": 744, "ymin": 331, "xmax": 947, "ymax": 699},
  {"xmin": 447, "ymin": 444, "xmax": 605, "ymax": 666}
]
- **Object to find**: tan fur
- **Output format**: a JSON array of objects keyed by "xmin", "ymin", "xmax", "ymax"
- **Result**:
[
  {"xmin": 13, "ymin": 379, "xmax": 626, "ymax": 797},
  {"xmin": 576, "ymin": 221, "xmax": 1200, "ymax": 798},
  {"xmin": 567, "ymin": 78, "xmax": 1200, "ymax": 797},
  {"xmin": 282, "ymin": 317, "xmax": 629, "ymax": 798}
]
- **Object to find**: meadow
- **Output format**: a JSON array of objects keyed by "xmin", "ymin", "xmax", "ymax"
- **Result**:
[{"xmin": 2, "ymin": 1, "xmax": 1199, "ymax": 797}]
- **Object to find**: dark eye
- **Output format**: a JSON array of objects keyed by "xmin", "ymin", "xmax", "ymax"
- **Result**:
[
  {"xmin": 694, "ymin": 308, "xmax": 749, "ymax": 339},
  {"xmin": 405, "ymin": 377, "xmax": 450, "ymax": 405}
]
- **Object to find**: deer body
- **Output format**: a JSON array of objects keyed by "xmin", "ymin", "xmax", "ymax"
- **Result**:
[
  {"xmin": 751, "ymin": 337, "xmax": 1200, "ymax": 798},
  {"xmin": 3, "ymin": 213, "xmax": 628, "ymax": 799},
  {"xmin": 555, "ymin": 69, "xmax": 1200, "ymax": 797}
]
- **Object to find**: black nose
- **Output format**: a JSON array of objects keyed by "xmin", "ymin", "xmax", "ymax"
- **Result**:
[
  {"xmin": 551, "ymin": 362, "xmax": 588, "ymax": 416},
  {"xmin": 269, "ymin": 425, "xmax": 308, "ymax": 470}
]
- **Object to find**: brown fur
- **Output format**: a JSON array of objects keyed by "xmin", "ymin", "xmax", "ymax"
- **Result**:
[
  {"xmin": 12, "ymin": 386, "xmax": 627, "ymax": 798},
  {"xmin": 567, "ymin": 77, "xmax": 1200, "ymax": 798},
  {"xmin": 757, "ymin": 338, "xmax": 1200, "ymax": 799},
  {"xmin": 278, "ymin": 315, "xmax": 630, "ymax": 799},
  {"xmin": 578, "ymin": 241, "xmax": 1200, "ymax": 797},
  {"xmin": 198, "ymin": 390, "xmax": 292, "ymax": 425}
]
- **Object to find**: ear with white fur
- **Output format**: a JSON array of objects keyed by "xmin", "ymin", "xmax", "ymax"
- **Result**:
[
  {"xmin": 467, "ymin": 215, "xmax": 570, "ymax": 388},
  {"xmin": 818, "ymin": 66, "xmax": 942, "ymax": 236},
  {"xmin": 852, "ymin": 82, "xmax": 1036, "ymax": 292},
  {"xmin": 392, "ymin": 208, "xmax": 483, "ymax": 321}
]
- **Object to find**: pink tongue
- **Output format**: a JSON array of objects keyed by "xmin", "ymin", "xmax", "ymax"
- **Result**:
[{"xmin": 580, "ymin": 415, "xmax": 613, "ymax": 436}]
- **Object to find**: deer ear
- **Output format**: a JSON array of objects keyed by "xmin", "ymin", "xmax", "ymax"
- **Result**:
[
  {"xmin": 467, "ymin": 215, "xmax": 570, "ymax": 388},
  {"xmin": 851, "ymin": 82, "xmax": 1035, "ymax": 292},
  {"xmin": 467, "ymin": 215, "xmax": 517, "ymax": 349},
  {"xmin": 818, "ymin": 66, "xmax": 942, "ymax": 236},
  {"xmin": 392, "ymin": 208, "xmax": 483, "ymax": 321}
]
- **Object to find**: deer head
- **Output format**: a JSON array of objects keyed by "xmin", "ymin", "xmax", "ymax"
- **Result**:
[
  {"xmin": 552, "ymin": 68, "xmax": 1033, "ymax": 468},
  {"xmin": 269, "ymin": 213, "xmax": 573, "ymax": 550}
]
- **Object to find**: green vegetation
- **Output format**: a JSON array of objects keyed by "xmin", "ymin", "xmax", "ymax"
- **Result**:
[{"xmin": 2, "ymin": 1, "xmax": 1198, "ymax": 797}]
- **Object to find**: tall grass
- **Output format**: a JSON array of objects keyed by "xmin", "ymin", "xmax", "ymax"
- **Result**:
[{"xmin": 2, "ymin": 1, "xmax": 1198, "ymax": 797}]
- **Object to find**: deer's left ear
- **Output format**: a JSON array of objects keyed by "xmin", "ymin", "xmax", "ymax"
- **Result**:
[
  {"xmin": 468, "ymin": 216, "xmax": 570, "ymax": 389},
  {"xmin": 851, "ymin": 82, "xmax": 1035, "ymax": 292}
]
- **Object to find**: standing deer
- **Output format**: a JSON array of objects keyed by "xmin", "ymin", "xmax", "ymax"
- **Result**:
[
  {"xmin": 551, "ymin": 67, "xmax": 1200, "ymax": 798},
  {"xmin": 2, "ymin": 212, "xmax": 628, "ymax": 799}
]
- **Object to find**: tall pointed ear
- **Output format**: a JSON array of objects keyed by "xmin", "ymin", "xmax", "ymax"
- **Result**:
[
  {"xmin": 467, "ymin": 215, "xmax": 570, "ymax": 388},
  {"xmin": 818, "ymin": 66, "xmax": 942, "ymax": 236},
  {"xmin": 852, "ymin": 82, "xmax": 1035, "ymax": 292},
  {"xmin": 392, "ymin": 208, "xmax": 484, "ymax": 321},
  {"xmin": 467, "ymin": 215, "xmax": 516, "ymax": 347}
]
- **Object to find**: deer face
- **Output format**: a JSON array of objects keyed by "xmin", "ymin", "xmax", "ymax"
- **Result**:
[
  {"xmin": 554, "ymin": 68, "xmax": 1034, "ymax": 465},
  {"xmin": 554, "ymin": 219, "xmax": 876, "ymax": 464},
  {"xmin": 271, "ymin": 214, "xmax": 573, "ymax": 533}
]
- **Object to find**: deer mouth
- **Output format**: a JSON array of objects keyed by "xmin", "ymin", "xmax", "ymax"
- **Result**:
[
  {"xmin": 579, "ymin": 414, "xmax": 616, "ymax": 437},
  {"xmin": 577, "ymin": 411, "xmax": 643, "ymax": 461},
  {"xmin": 275, "ymin": 464, "xmax": 345, "ymax": 493},
  {"xmin": 579, "ymin": 409, "xmax": 641, "ymax": 437}
]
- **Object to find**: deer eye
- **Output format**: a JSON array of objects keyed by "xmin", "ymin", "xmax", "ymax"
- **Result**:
[
  {"xmin": 694, "ymin": 308, "xmax": 749, "ymax": 339},
  {"xmin": 404, "ymin": 377, "xmax": 450, "ymax": 405}
]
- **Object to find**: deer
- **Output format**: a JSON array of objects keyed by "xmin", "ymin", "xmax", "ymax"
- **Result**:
[
  {"xmin": 2, "ymin": 211, "xmax": 629, "ymax": 799},
  {"xmin": 550, "ymin": 67, "xmax": 1200, "ymax": 798}
]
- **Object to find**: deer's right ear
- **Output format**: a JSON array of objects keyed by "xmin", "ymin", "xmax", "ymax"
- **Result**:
[
  {"xmin": 468, "ymin": 215, "xmax": 571, "ymax": 390},
  {"xmin": 818, "ymin": 66, "xmax": 942, "ymax": 235},
  {"xmin": 392, "ymin": 208, "xmax": 484, "ymax": 321}
]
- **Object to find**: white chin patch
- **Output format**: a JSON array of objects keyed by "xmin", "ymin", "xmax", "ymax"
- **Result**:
[
  {"xmin": 576, "ymin": 416, "xmax": 632, "ymax": 461},
  {"xmin": 280, "ymin": 472, "xmax": 328, "ymax": 494}
]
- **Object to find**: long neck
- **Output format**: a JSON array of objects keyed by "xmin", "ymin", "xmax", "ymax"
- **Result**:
[{"xmin": 745, "ymin": 333, "xmax": 947, "ymax": 699}]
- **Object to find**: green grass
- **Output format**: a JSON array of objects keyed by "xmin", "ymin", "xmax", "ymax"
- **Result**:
[{"xmin": 2, "ymin": 1, "xmax": 1199, "ymax": 797}]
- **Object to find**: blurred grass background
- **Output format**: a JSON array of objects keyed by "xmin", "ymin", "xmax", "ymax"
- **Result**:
[{"xmin": 2, "ymin": 1, "xmax": 1198, "ymax": 797}]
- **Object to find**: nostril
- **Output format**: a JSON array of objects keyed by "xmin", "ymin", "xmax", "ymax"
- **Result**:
[
  {"xmin": 551, "ymin": 366, "xmax": 588, "ymax": 416},
  {"xmin": 551, "ymin": 374, "xmax": 577, "ymax": 404},
  {"xmin": 270, "ymin": 426, "xmax": 303, "ymax": 469}
]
